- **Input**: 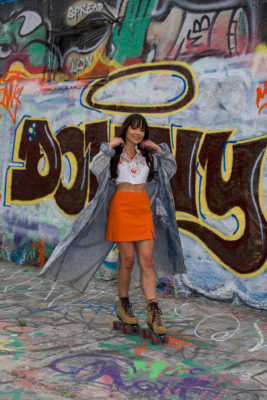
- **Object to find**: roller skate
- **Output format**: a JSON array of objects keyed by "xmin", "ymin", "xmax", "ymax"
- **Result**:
[
  {"xmin": 142, "ymin": 299, "xmax": 169, "ymax": 344},
  {"xmin": 113, "ymin": 297, "xmax": 140, "ymax": 334}
]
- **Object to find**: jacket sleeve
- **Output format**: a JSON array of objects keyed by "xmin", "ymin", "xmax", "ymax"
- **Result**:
[
  {"xmin": 89, "ymin": 143, "xmax": 115, "ymax": 183},
  {"xmin": 154, "ymin": 143, "xmax": 177, "ymax": 180}
]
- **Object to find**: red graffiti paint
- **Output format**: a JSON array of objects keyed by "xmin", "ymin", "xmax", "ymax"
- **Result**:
[
  {"xmin": 256, "ymin": 81, "xmax": 267, "ymax": 114},
  {"xmin": 32, "ymin": 239, "xmax": 45, "ymax": 266},
  {"xmin": 0, "ymin": 76, "xmax": 23, "ymax": 124}
]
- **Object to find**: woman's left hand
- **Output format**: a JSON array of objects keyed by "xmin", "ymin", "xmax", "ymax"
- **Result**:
[{"xmin": 140, "ymin": 140, "xmax": 162, "ymax": 152}]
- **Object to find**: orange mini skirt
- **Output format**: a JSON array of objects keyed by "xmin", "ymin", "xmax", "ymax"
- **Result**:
[{"xmin": 105, "ymin": 191, "xmax": 155, "ymax": 242}]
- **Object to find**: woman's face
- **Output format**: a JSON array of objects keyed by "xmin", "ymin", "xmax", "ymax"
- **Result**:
[{"xmin": 125, "ymin": 124, "xmax": 145, "ymax": 146}]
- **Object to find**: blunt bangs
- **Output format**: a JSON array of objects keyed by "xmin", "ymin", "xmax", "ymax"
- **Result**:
[{"xmin": 130, "ymin": 116, "xmax": 145, "ymax": 130}]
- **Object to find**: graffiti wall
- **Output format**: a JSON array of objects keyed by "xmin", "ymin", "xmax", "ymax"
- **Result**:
[{"xmin": 0, "ymin": 0, "xmax": 267, "ymax": 309}]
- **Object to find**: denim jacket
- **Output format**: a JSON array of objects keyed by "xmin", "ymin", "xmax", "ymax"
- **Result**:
[{"xmin": 39, "ymin": 143, "xmax": 186, "ymax": 292}]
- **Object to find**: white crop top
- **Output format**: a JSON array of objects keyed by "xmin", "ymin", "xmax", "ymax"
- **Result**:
[{"xmin": 115, "ymin": 147, "xmax": 150, "ymax": 185}]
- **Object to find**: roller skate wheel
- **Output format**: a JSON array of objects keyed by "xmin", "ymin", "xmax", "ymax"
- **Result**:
[
  {"xmin": 162, "ymin": 334, "xmax": 169, "ymax": 344},
  {"xmin": 142, "ymin": 328, "xmax": 151, "ymax": 338},
  {"xmin": 150, "ymin": 334, "xmax": 158, "ymax": 345},
  {"xmin": 122, "ymin": 325, "xmax": 132, "ymax": 334},
  {"xmin": 164, "ymin": 334, "xmax": 169, "ymax": 343},
  {"xmin": 113, "ymin": 320, "xmax": 121, "ymax": 330}
]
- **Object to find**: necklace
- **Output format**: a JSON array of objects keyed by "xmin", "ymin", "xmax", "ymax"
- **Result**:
[
  {"xmin": 121, "ymin": 148, "xmax": 141, "ymax": 176},
  {"xmin": 125, "ymin": 148, "xmax": 136, "ymax": 161}
]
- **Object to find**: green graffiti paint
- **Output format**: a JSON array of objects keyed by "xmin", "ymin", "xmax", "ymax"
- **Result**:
[
  {"xmin": 44, "ymin": 241, "xmax": 54, "ymax": 260},
  {"xmin": 0, "ymin": 333, "xmax": 24, "ymax": 360},
  {"xmin": 132, "ymin": 360, "xmax": 167, "ymax": 380},
  {"xmin": 98, "ymin": 342, "xmax": 133, "ymax": 357},
  {"xmin": 112, "ymin": 0, "xmax": 156, "ymax": 64},
  {"xmin": 165, "ymin": 364, "xmax": 188, "ymax": 376},
  {"xmin": 0, "ymin": 390, "xmax": 46, "ymax": 400},
  {"xmin": 180, "ymin": 359, "xmax": 235, "ymax": 377},
  {"xmin": 0, "ymin": 11, "xmax": 57, "ymax": 75},
  {"xmin": 0, "ymin": 391, "xmax": 22, "ymax": 400}
]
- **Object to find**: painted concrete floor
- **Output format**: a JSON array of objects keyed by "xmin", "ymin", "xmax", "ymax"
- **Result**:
[{"xmin": 0, "ymin": 260, "xmax": 266, "ymax": 400}]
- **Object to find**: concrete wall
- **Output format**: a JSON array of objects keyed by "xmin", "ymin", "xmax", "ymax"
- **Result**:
[{"xmin": 0, "ymin": 0, "xmax": 266, "ymax": 309}]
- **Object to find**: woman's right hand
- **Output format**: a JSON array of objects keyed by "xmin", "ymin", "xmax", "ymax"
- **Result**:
[{"xmin": 109, "ymin": 137, "xmax": 124, "ymax": 149}]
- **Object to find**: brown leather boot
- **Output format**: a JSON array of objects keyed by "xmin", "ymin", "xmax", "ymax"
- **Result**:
[
  {"xmin": 117, "ymin": 297, "xmax": 139, "ymax": 325},
  {"xmin": 147, "ymin": 299, "xmax": 166, "ymax": 334}
]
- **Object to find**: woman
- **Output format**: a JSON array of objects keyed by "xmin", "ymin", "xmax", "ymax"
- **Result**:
[{"xmin": 40, "ymin": 114, "xmax": 185, "ymax": 338}]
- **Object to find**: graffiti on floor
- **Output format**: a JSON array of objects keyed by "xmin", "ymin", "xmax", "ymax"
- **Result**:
[{"xmin": 0, "ymin": 265, "xmax": 266, "ymax": 399}]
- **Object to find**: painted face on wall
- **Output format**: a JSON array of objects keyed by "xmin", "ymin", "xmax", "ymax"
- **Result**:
[{"xmin": 0, "ymin": 10, "xmax": 56, "ymax": 75}]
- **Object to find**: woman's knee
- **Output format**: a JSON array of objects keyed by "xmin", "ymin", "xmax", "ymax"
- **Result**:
[
  {"xmin": 139, "ymin": 254, "xmax": 154, "ymax": 270},
  {"xmin": 120, "ymin": 254, "xmax": 135, "ymax": 271}
]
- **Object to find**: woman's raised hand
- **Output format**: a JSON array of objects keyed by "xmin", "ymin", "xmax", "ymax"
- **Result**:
[
  {"xmin": 140, "ymin": 140, "xmax": 162, "ymax": 152},
  {"xmin": 109, "ymin": 137, "xmax": 125, "ymax": 149}
]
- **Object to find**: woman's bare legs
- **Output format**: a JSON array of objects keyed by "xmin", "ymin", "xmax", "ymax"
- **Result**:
[
  {"xmin": 135, "ymin": 238, "xmax": 156, "ymax": 300},
  {"xmin": 117, "ymin": 241, "xmax": 135, "ymax": 297},
  {"xmin": 136, "ymin": 238, "xmax": 166, "ymax": 335},
  {"xmin": 116, "ymin": 238, "xmax": 166, "ymax": 334},
  {"xmin": 117, "ymin": 239, "xmax": 156, "ymax": 299},
  {"xmin": 116, "ymin": 241, "xmax": 139, "ymax": 325}
]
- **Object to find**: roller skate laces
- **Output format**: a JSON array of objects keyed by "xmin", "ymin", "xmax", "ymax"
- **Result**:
[
  {"xmin": 118, "ymin": 297, "xmax": 138, "ymax": 323},
  {"xmin": 147, "ymin": 300, "xmax": 166, "ymax": 335},
  {"xmin": 142, "ymin": 299, "xmax": 169, "ymax": 344}
]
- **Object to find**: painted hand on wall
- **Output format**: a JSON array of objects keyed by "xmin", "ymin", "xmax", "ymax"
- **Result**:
[{"xmin": 112, "ymin": 0, "xmax": 156, "ymax": 64}]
